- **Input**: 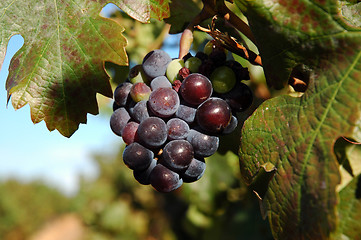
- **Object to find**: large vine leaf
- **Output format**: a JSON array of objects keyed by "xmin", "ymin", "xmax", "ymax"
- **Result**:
[
  {"xmin": 236, "ymin": 0, "xmax": 361, "ymax": 239},
  {"xmin": 1, "ymin": 0, "xmax": 170, "ymax": 137}
]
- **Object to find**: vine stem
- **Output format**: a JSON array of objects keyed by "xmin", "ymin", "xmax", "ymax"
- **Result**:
[
  {"xmin": 196, "ymin": 24, "xmax": 262, "ymax": 66},
  {"xmin": 179, "ymin": 0, "xmax": 258, "ymax": 61},
  {"xmin": 216, "ymin": 1, "xmax": 257, "ymax": 46}
]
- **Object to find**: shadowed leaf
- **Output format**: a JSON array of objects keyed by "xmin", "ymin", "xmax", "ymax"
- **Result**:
[
  {"xmin": 335, "ymin": 174, "xmax": 361, "ymax": 240},
  {"xmin": 237, "ymin": 0, "xmax": 361, "ymax": 239},
  {"xmin": 164, "ymin": 0, "xmax": 202, "ymax": 34}
]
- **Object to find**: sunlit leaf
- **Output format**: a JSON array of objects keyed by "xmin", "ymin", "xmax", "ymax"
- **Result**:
[
  {"xmin": 1, "ymin": 0, "xmax": 128, "ymax": 137},
  {"xmin": 117, "ymin": 0, "xmax": 171, "ymax": 23}
]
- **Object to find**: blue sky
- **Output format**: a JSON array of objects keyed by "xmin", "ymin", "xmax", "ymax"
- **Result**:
[
  {"xmin": 0, "ymin": 34, "xmax": 119, "ymax": 195},
  {"xmin": 0, "ymin": 4, "xmax": 181, "ymax": 196}
]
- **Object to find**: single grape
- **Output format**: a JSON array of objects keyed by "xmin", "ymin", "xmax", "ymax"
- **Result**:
[
  {"xmin": 209, "ymin": 48, "xmax": 227, "ymax": 67},
  {"xmin": 137, "ymin": 117, "xmax": 168, "ymax": 149},
  {"xmin": 178, "ymin": 67, "xmax": 191, "ymax": 80},
  {"xmin": 123, "ymin": 142, "xmax": 154, "ymax": 171},
  {"xmin": 130, "ymin": 82, "xmax": 152, "ymax": 102},
  {"xmin": 210, "ymin": 66, "xmax": 236, "ymax": 94},
  {"xmin": 186, "ymin": 129, "xmax": 219, "ymax": 157},
  {"xmin": 150, "ymin": 164, "xmax": 183, "ymax": 193},
  {"xmin": 129, "ymin": 64, "xmax": 149, "ymax": 84},
  {"xmin": 181, "ymin": 157, "xmax": 206, "ymax": 183},
  {"xmin": 196, "ymin": 97, "xmax": 232, "ymax": 133},
  {"xmin": 121, "ymin": 121, "xmax": 139, "ymax": 145},
  {"xmin": 222, "ymin": 115, "xmax": 238, "ymax": 135},
  {"xmin": 166, "ymin": 59, "xmax": 185, "ymax": 83},
  {"xmin": 150, "ymin": 76, "xmax": 172, "ymax": 90},
  {"xmin": 222, "ymin": 82, "xmax": 253, "ymax": 112},
  {"xmin": 195, "ymin": 51, "xmax": 208, "ymax": 62},
  {"xmin": 162, "ymin": 140, "xmax": 194, "ymax": 172},
  {"xmin": 198, "ymin": 59, "xmax": 215, "ymax": 78},
  {"xmin": 180, "ymin": 73, "xmax": 213, "ymax": 106},
  {"xmin": 185, "ymin": 56, "xmax": 202, "ymax": 73},
  {"xmin": 167, "ymin": 118, "xmax": 189, "ymax": 140},
  {"xmin": 133, "ymin": 158, "xmax": 157, "ymax": 185},
  {"xmin": 175, "ymin": 103, "xmax": 197, "ymax": 124},
  {"xmin": 148, "ymin": 88, "xmax": 180, "ymax": 118},
  {"xmin": 225, "ymin": 60, "xmax": 250, "ymax": 80},
  {"xmin": 110, "ymin": 107, "xmax": 131, "ymax": 136},
  {"xmin": 203, "ymin": 40, "xmax": 215, "ymax": 55},
  {"xmin": 129, "ymin": 100, "xmax": 150, "ymax": 123},
  {"xmin": 114, "ymin": 82, "xmax": 133, "ymax": 107},
  {"xmin": 142, "ymin": 49, "xmax": 172, "ymax": 79}
]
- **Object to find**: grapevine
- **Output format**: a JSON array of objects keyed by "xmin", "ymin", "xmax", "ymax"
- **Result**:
[{"xmin": 110, "ymin": 42, "xmax": 253, "ymax": 192}]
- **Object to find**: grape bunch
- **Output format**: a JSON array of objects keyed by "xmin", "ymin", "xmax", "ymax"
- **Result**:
[{"xmin": 110, "ymin": 43, "xmax": 253, "ymax": 193}]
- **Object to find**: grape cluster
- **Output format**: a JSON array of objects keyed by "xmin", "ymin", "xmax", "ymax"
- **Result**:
[{"xmin": 110, "ymin": 44, "xmax": 253, "ymax": 193}]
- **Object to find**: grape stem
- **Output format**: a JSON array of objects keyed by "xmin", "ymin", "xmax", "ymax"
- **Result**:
[
  {"xmin": 196, "ymin": 24, "xmax": 262, "ymax": 66},
  {"xmin": 179, "ymin": 0, "xmax": 258, "ymax": 60},
  {"xmin": 215, "ymin": 1, "xmax": 256, "ymax": 45}
]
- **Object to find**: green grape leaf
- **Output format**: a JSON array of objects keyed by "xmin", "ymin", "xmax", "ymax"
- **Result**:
[
  {"xmin": 237, "ymin": 0, "xmax": 361, "ymax": 238},
  {"xmin": 164, "ymin": 0, "xmax": 202, "ymax": 34},
  {"xmin": 117, "ymin": 0, "xmax": 170, "ymax": 23},
  {"xmin": 236, "ymin": 0, "xmax": 361, "ymax": 89},
  {"xmin": 1, "ymin": 0, "xmax": 129, "ymax": 137},
  {"xmin": 336, "ymin": 173, "xmax": 361, "ymax": 240}
]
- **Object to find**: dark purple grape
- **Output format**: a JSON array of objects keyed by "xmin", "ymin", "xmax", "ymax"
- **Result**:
[
  {"xmin": 196, "ymin": 97, "xmax": 232, "ymax": 133},
  {"xmin": 222, "ymin": 115, "xmax": 238, "ymax": 135},
  {"xmin": 150, "ymin": 164, "xmax": 183, "ymax": 192},
  {"xmin": 186, "ymin": 129, "xmax": 219, "ymax": 157},
  {"xmin": 195, "ymin": 51, "xmax": 208, "ymax": 62},
  {"xmin": 162, "ymin": 140, "xmax": 194, "ymax": 172},
  {"xmin": 137, "ymin": 117, "xmax": 167, "ymax": 149},
  {"xmin": 133, "ymin": 158, "xmax": 157, "ymax": 185},
  {"xmin": 198, "ymin": 59, "xmax": 215, "ymax": 77},
  {"xmin": 225, "ymin": 60, "xmax": 250, "ymax": 80},
  {"xmin": 209, "ymin": 48, "xmax": 227, "ymax": 67},
  {"xmin": 181, "ymin": 158, "xmax": 206, "ymax": 183},
  {"xmin": 142, "ymin": 49, "xmax": 172, "ymax": 79},
  {"xmin": 175, "ymin": 103, "xmax": 197, "ymax": 124},
  {"xmin": 223, "ymin": 82, "xmax": 253, "ymax": 112},
  {"xmin": 123, "ymin": 142, "xmax": 154, "ymax": 171},
  {"xmin": 180, "ymin": 73, "xmax": 212, "ymax": 106},
  {"xmin": 150, "ymin": 76, "xmax": 172, "ymax": 90},
  {"xmin": 130, "ymin": 82, "xmax": 152, "ymax": 102},
  {"xmin": 167, "ymin": 118, "xmax": 189, "ymax": 140},
  {"xmin": 114, "ymin": 82, "xmax": 133, "ymax": 107},
  {"xmin": 148, "ymin": 88, "xmax": 180, "ymax": 118},
  {"xmin": 121, "ymin": 121, "xmax": 139, "ymax": 145},
  {"xmin": 110, "ymin": 107, "xmax": 131, "ymax": 136},
  {"xmin": 129, "ymin": 100, "xmax": 150, "ymax": 123}
]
